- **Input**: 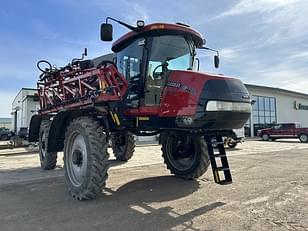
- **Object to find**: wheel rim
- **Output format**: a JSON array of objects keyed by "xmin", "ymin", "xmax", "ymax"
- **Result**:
[
  {"xmin": 263, "ymin": 134, "xmax": 269, "ymax": 140},
  {"xmin": 66, "ymin": 132, "xmax": 88, "ymax": 187},
  {"xmin": 300, "ymin": 134, "xmax": 307, "ymax": 142},
  {"xmin": 228, "ymin": 138, "xmax": 236, "ymax": 146},
  {"xmin": 166, "ymin": 136, "xmax": 197, "ymax": 171}
]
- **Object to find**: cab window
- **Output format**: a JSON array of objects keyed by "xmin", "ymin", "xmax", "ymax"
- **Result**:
[
  {"xmin": 273, "ymin": 124, "xmax": 282, "ymax": 129},
  {"xmin": 116, "ymin": 38, "xmax": 145, "ymax": 101},
  {"xmin": 117, "ymin": 38, "xmax": 144, "ymax": 80}
]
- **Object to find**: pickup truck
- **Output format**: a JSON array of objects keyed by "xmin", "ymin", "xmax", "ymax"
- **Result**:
[
  {"xmin": 258, "ymin": 122, "xmax": 308, "ymax": 143},
  {"xmin": 224, "ymin": 128, "xmax": 245, "ymax": 148}
]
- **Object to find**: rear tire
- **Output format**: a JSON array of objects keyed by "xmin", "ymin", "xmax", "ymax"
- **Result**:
[
  {"xmin": 262, "ymin": 133, "xmax": 270, "ymax": 141},
  {"xmin": 299, "ymin": 133, "xmax": 308, "ymax": 143},
  {"xmin": 226, "ymin": 137, "xmax": 237, "ymax": 148},
  {"xmin": 161, "ymin": 134, "xmax": 210, "ymax": 179},
  {"xmin": 111, "ymin": 131, "xmax": 135, "ymax": 161},
  {"xmin": 39, "ymin": 120, "xmax": 57, "ymax": 170},
  {"xmin": 64, "ymin": 117, "xmax": 109, "ymax": 200}
]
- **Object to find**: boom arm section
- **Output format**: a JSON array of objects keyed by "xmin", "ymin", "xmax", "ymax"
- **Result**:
[{"xmin": 37, "ymin": 61, "xmax": 128, "ymax": 114}]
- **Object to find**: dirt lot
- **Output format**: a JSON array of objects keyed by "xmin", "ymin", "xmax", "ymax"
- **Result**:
[{"xmin": 0, "ymin": 140, "xmax": 308, "ymax": 231}]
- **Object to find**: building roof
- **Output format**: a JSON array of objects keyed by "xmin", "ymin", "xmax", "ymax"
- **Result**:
[
  {"xmin": 12, "ymin": 88, "xmax": 37, "ymax": 105},
  {"xmin": 20, "ymin": 87, "xmax": 36, "ymax": 91},
  {"xmin": 245, "ymin": 83, "xmax": 308, "ymax": 99}
]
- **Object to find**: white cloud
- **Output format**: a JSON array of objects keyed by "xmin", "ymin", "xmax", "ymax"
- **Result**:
[
  {"xmin": 214, "ymin": 0, "xmax": 299, "ymax": 19},
  {"xmin": 125, "ymin": 2, "xmax": 150, "ymax": 24},
  {"xmin": 213, "ymin": 0, "xmax": 308, "ymax": 46},
  {"xmin": 92, "ymin": 0, "xmax": 150, "ymax": 25},
  {"xmin": 244, "ymin": 64, "xmax": 308, "ymax": 94},
  {"xmin": 290, "ymin": 51, "xmax": 308, "ymax": 59},
  {"xmin": 220, "ymin": 47, "xmax": 240, "ymax": 60}
]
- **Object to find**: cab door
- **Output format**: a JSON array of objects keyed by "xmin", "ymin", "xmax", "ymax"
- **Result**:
[{"xmin": 116, "ymin": 38, "xmax": 145, "ymax": 109}]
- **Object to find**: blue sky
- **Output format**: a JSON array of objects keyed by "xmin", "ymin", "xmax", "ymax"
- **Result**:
[{"xmin": 1, "ymin": 0, "xmax": 308, "ymax": 117}]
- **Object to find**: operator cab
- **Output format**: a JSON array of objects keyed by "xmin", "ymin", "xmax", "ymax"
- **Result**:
[
  {"xmin": 107, "ymin": 22, "xmax": 204, "ymax": 109},
  {"xmin": 115, "ymin": 33, "xmax": 195, "ymax": 106}
]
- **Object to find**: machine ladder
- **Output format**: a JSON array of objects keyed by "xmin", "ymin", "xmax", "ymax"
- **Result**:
[{"xmin": 205, "ymin": 135, "xmax": 232, "ymax": 184}]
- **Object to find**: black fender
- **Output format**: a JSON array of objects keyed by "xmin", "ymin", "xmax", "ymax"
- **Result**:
[
  {"xmin": 29, "ymin": 114, "xmax": 50, "ymax": 142},
  {"xmin": 47, "ymin": 111, "xmax": 71, "ymax": 152},
  {"xmin": 31, "ymin": 109, "xmax": 109, "ymax": 152},
  {"xmin": 47, "ymin": 109, "xmax": 107, "ymax": 152},
  {"xmin": 28, "ymin": 111, "xmax": 90, "ymax": 152},
  {"xmin": 47, "ymin": 110, "xmax": 87, "ymax": 152}
]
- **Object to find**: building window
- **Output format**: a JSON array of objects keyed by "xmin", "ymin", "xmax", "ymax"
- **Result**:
[
  {"xmin": 244, "ymin": 118, "xmax": 251, "ymax": 137},
  {"xmin": 252, "ymin": 95, "xmax": 277, "ymax": 136}
]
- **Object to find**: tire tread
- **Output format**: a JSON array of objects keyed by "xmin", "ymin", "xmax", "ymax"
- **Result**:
[
  {"xmin": 161, "ymin": 136, "xmax": 210, "ymax": 179},
  {"xmin": 64, "ymin": 116, "xmax": 109, "ymax": 200},
  {"xmin": 39, "ymin": 120, "xmax": 57, "ymax": 170},
  {"xmin": 111, "ymin": 132, "xmax": 135, "ymax": 161}
]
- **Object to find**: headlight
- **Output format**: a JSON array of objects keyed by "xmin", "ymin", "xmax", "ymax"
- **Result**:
[{"xmin": 206, "ymin": 101, "xmax": 251, "ymax": 113}]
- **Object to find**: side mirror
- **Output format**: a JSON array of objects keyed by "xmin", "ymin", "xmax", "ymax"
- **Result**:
[
  {"xmin": 214, "ymin": 55, "xmax": 220, "ymax": 68},
  {"xmin": 100, "ymin": 23, "xmax": 113, "ymax": 41}
]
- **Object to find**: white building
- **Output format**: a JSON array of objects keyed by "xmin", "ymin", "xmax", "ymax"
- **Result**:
[
  {"xmin": 11, "ymin": 88, "xmax": 39, "ymax": 133},
  {"xmin": 245, "ymin": 84, "xmax": 308, "ymax": 137}
]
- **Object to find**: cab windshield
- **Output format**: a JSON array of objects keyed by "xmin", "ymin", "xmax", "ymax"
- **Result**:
[
  {"xmin": 147, "ymin": 35, "xmax": 193, "ymax": 77},
  {"xmin": 116, "ymin": 35, "xmax": 194, "ymax": 80},
  {"xmin": 145, "ymin": 35, "xmax": 193, "ymax": 105}
]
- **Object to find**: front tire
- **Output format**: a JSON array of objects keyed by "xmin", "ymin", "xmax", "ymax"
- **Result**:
[
  {"xmin": 111, "ymin": 131, "xmax": 135, "ymax": 161},
  {"xmin": 161, "ymin": 134, "xmax": 210, "ymax": 179},
  {"xmin": 39, "ymin": 120, "xmax": 57, "ymax": 170},
  {"xmin": 64, "ymin": 117, "xmax": 109, "ymax": 200},
  {"xmin": 299, "ymin": 133, "xmax": 308, "ymax": 143}
]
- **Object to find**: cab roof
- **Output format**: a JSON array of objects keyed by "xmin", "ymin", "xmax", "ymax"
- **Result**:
[{"xmin": 111, "ymin": 23, "xmax": 204, "ymax": 52}]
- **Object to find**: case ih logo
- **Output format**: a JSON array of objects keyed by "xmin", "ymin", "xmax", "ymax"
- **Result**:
[{"xmin": 167, "ymin": 81, "xmax": 196, "ymax": 95}]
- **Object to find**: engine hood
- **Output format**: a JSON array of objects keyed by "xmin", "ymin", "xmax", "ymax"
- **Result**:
[{"xmin": 158, "ymin": 70, "xmax": 251, "ymax": 129}]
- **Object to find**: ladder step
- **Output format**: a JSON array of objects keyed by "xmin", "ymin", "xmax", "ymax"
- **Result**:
[
  {"xmin": 212, "ymin": 141, "xmax": 224, "ymax": 145},
  {"xmin": 214, "ymin": 154, "xmax": 226, "ymax": 157},
  {"xmin": 217, "ymin": 180, "xmax": 232, "ymax": 185},
  {"xmin": 216, "ymin": 167, "xmax": 230, "ymax": 171}
]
